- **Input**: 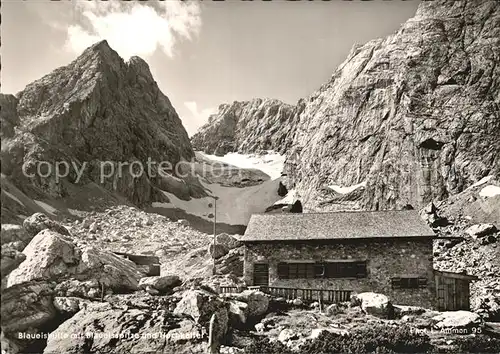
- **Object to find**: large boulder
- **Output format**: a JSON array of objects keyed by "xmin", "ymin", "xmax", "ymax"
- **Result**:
[
  {"xmin": 465, "ymin": 224, "xmax": 498, "ymax": 239},
  {"xmin": 1, "ymin": 245, "xmax": 26, "ymax": 279},
  {"xmin": 173, "ymin": 289, "xmax": 228, "ymax": 343},
  {"xmin": 6, "ymin": 229, "xmax": 143, "ymax": 291},
  {"xmin": 419, "ymin": 202, "xmax": 448, "ymax": 227},
  {"xmin": 23, "ymin": 213, "xmax": 70, "ymax": 238},
  {"xmin": 1, "ymin": 224, "xmax": 31, "ymax": 245},
  {"xmin": 216, "ymin": 247, "xmax": 244, "ymax": 276},
  {"xmin": 216, "ymin": 233, "xmax": 242, "ymax": 250},
  {"xmin": 228, "ymin": 300, "xmax": 247, "ymax": 328},
  {"xmin": 432, "ymin": 311, "xmax": 483, "ymax": 330},
  {"xmin": 44, "ymin": 302, "xmax": 206, "ymax": 354},
  {"xmin": 1, "ymin": 281, "xmax": 58, "ymax": 354},
  {"xmin": 351, "ymin": 292, "xmax": 394, "ymax": 319},
  {"xmin": 53, "ymin": 296, "xmax": 90, "ymax": 315},
  {"xmin": 1, "ymin": 281, "xmax": 56, "ymax": 334},
  {"xmin": 138, "ymin": 275, "xmax": 181, "ymax": 293},
  {"xmin": 225, "ymin": 290, "xmax": 269, "ymax": 318},
  {"xmin": 164, "ymin": 319, "xmax": 207, "ymax": 351},
  {"xmin": 208, "ymin": 243, "xmax": 229, "ymax": 259},
  {"xmin": 475, "ymin": 294, "xmax": 500, "ymax": 322},
  {"xmin": 53, "ymin": 279, "xmax": 105, "ymax": 299}
]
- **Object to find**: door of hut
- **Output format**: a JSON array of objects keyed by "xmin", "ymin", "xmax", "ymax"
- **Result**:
[
  {"xmin": 253, "ymin": 263, "xmax": 269, "ymax": 286},
  {"xmin": 436, "ymin": 274, "xmax": 471, "ymax": 311}
]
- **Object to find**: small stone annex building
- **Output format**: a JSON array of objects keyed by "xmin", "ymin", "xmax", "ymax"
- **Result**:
[{"xmin": 241, "ymin": 210, "xmax": 477, "ymax": 310}]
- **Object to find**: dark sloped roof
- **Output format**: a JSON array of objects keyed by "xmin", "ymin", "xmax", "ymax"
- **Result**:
[
  {"xmin": 241, "ymin": 210, "xmax": 435, "ymax": 242},
  {"xmin": 434, "ymin": 269, "xmax": 479, "ymax": 281}
]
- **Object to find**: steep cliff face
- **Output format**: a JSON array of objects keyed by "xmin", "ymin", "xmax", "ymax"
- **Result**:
[
  {"xmin": 283, "ymin": 0, "xmax": 500, "ymax": 211},
  {"xmin": 190, "ymin": 1, "xmax": 500, "ymax": 212},
  {"xmin": 1, "ymin": 40, "xmax": 195, "ymax": 213},
  {"xmin": 191, "ymin": 98, "xmax": 304, "ymax": 155}
]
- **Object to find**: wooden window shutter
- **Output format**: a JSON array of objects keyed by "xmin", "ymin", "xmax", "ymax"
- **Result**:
[
  {"xmin": 408, "ymin": 278, "xmax": 419, "ymax": 288},
  {"xmin": 391, "ymin": 277, "xmax": 401, "ymax": 289},
  {"xmin": 277, "ymin": 263, "xmax": 289, "ymax": 279},
  {"xmin": 289, "ymin": 263, "xmax": 298, "ymax": 279},
  {"xmin": 297, "ymin": 264, "xmax": 307, "ymax": 279},
  {"xmin": 418, "ymin": 277, "xmax": 427, "ymax": 288},
  {"xmin": 306, "ymin": 263, "xmax": 315, "ymax": 279},
  {"xmin": 355, "ymin": 261, "xmax": 367, "ymax": 278}
]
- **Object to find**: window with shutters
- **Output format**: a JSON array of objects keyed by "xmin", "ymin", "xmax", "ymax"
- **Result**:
[
  {"xmin": 277, "ymin": 263, "xmax": 289, "ymax": 279},
  {"xmin": 277, "ymin": 261, "xmax": 367, "ymax": 279},
  {"xmin": 324, "ymin": 261, "xmax": 367, "ymax": 278},
  {"xmin": 278, "ymin": 262, "xmax": 315, "ymax": 279},
  {"xmin": 391, "ymin": 277, "xmax": 427, "ymax": 289}
]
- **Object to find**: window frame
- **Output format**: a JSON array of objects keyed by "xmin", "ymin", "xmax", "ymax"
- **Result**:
[
  {"xmin": 277, "ymin": 260, "xmax": 368, "ymax": 280},
  {"xmin": 391, "ymin": 277, "xmax": 428, "ymax": 289}
]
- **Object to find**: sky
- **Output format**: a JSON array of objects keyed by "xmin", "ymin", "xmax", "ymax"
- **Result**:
[{"xmin": 1, "ymin": 0, "xmax": 420, "ymax": 136}]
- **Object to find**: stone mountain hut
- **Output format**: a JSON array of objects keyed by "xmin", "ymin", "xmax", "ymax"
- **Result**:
[{"xmin": 240, "ymin": 210, "xmax": 477, "ymax": 310}]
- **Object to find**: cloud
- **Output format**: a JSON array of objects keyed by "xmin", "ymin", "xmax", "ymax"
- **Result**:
[
  {"xmin": 65, "ymin": 0, "xmax": 201, "ymax": 59},
  {"xmin": 183, "ymin": 101, "xmax": 217, "ymax": 136}
]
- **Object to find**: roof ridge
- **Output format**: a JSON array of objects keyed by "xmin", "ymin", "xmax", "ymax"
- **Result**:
[
  {"xmin": 243, "ymin": 209, "xmax": 434, "ymax": 242},
  {"xmin": 252, "ymin": 209, "xmax": 418, "ymax": 216}
]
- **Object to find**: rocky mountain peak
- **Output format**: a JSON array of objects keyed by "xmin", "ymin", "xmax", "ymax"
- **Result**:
[
  {"xmin": 1, "ymin": 41, "xmax": 194, "ymax": 216},
  {"xmin": 84, "ymin": 39, "xmax": 114, "ymax": 57},
  {"xmin": 74, "ymin": 39, "xmax": 124, "ymax": 76}
]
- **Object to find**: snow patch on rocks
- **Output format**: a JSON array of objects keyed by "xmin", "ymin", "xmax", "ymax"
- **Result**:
[{"xmin": 479, "ymin": 185, "xmax": 500, "ymax": 198}]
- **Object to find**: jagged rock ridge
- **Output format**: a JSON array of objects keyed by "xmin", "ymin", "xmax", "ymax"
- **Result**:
[
  {"xmin": 1, "ymin": 40, "xmax": 195, "ymax": 217},
  {"xmin": 191, "ymin": 98, "xmax": 304, "ymax": 156}
]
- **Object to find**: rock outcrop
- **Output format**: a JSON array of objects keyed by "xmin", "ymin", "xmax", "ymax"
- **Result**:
[
  {"xmin": 432, "ymin": 310, "xmax": 483, "ymax": 330},
  {"xmin": 23, "ymin": 213, "xmax": 70, "ymax": 238},
  {"xmin": 428, "ymin": 186, "xmax": 499, "ymax": 322},
  {"xmin": 351, "ymin": 292, "xmax": 394, "ymax": 319},
  {"xmin": 138, "ymin": 275, "xmax": 181, "ymax": 294},
  {"xmin": 419, "ymin": 202, "xmax": 449, "ymax": 227},
  {"xmin": 465, "ymin": 223, "xmax": 498, "ymax": 238},
  {"xmin": 6, "ymin": 229, "xmax": 144, "ymax": 292},
  {"xmin": 0, "ymin": 246, "xmax": 26, "ymax": 281},
  {"xmin": 44, "ymin": 299, "xmax": 206, "ymax": 354},
  {"xmin": 216, "ymin": 247, "xmax": 244, "ymax": 277},
  {"xmin": 173, "ymin": 289, "xmax": 229, "ymax": 344},
  {"xmin": 215, "ymin": 233, "xmax": 242, "ymax": 250},
  {"xmin": 1, "ymin": 224, "xmax": 31, "ymax": 245},
  {"xmin": 222, "ymin": 290, "xmax": 270, "ymax": 319},
  {"xmin": 0, "ymin": 40, "xmax": 195, "ymax": 219},
  {"xmin": 191, "ymin": 98, "xmax": 303, "ymax": 156},
  {"xmin": 208, "ymin": 242, "xmax": 229, "ymax": 260},
  {"xmin": 1, "ymin": 281, "xmax": 57, "ymax": 335}
]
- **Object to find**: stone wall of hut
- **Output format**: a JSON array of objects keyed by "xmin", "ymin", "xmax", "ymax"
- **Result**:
[{"xmin": 243, "ymin": 238, "xmax": 436, "ymax": 309}]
